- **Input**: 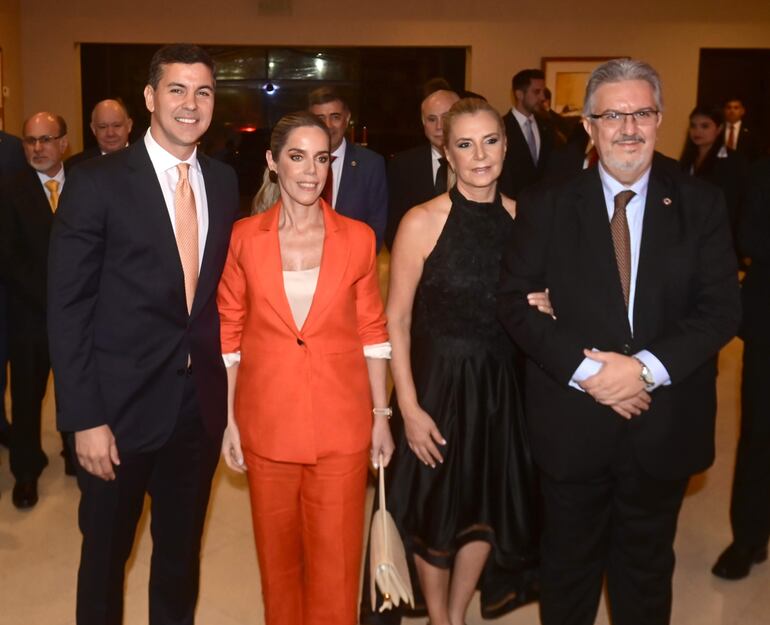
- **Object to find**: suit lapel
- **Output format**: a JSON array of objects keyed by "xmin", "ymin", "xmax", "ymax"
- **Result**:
[
  {"xmin": 418, "ymin": 143, "xmax": 436, "ymax": 199},
  {"xmin": 575, "ymin": 170, "xmax": 631, "ymax": 334},
  {"xmin": 191, "ymin": 154, "xmax": 224, "ymax": 318},
  {"xmin": 126, "ymin": 142, "xmax": 187, "ymax": 311},
  {"xmin": 335, "ymin": 143, "xmax": 356, "ymax": 212},
  {"xmin": 303, "ymin": 202, "xmax": 349, "ymax": 332},
  {"xmin": 633, "ymin": 159, "xmax": 676, "ymax": 342}
]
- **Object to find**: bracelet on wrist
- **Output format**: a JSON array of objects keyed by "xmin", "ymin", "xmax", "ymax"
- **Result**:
[{"xmin": 372, "ymin": 407, "xmax": 392, "ymax": 419}]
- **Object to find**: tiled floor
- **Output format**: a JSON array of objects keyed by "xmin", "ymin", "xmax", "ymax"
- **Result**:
[{"xmin": 1, "ymin": 337, "xmax": 767, "ymax": 625}]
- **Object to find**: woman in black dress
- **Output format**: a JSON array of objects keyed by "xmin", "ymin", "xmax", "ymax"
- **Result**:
[{"xmin": 366, "ymin": 98, "xmax": 547, "ymax": 625}]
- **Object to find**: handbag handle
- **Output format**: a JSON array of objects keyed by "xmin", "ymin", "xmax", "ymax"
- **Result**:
[{"xmin": 378, "ymin": 452, "xmax": 387, "ymax": 513}]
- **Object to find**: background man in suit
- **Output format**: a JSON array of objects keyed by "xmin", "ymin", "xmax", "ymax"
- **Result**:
[
  {"xmin": 66, "ymin": 99, "xmax": 133, "ymax": 169},
  {"xmin": 0, "ymin": 112, "xmax": 69, "ymax": 508},
  {"xmin": 308, "ymin": 87, "xmax": 388, "ymax": 250},
  {"xmin": 499, "ymin": 68, "xmax": 554, "ymax": 199},
  {"xmin": 384, "ymin": 83, "xmax": 459, "ymax": 249},
  {"xmin": 712, "ymin": 156, "xmax": 770, "ymax": 580},
  {"xmin": 723, "ymin": 98, "xmax": 761, "ymax": 161},
  {"xmin": 48, "ymin": 44, "xmax": 238, "ymax": 624},
  {"xmin": 0, "ymin": 130, "xmax": 27, "ymax": 453},
  {"xmin": 498, "ymin": 59, "xmax": 741, "ymax": 625}
]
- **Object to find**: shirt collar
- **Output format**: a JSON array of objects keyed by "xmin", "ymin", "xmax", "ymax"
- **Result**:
[
  {"xmin": 598, "ymin": 161, "xmax": 651, "ymax": 202},
  {"xmin": 144, "ymin": 128, "xmax": 198, "ymax": 176},
  {"xmin": 332, "ymin": 137, "xmax": 347, "ymax": 161},
  {"xmin": 36, "ymin": 163, "xmax": 65, "ymax": 187},
  {"xmin": 511, "ymin": 107, "xmax": 534, "ymax": 126},
  {"xmin": 430, "ymin": 145, "xmax": 443, "ymax": 162}
]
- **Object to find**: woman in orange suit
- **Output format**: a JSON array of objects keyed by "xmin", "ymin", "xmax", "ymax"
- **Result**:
[{"xmin": 217, "ymin": 111, "xmax": 394, "ymax": 625}]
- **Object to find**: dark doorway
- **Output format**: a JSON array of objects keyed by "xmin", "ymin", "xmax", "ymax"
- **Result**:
[
  {"xmin": 698, "ymin": 48, "xmax": 770, "ymax": 158},
  {"xmin": 79, "ymin": 43, "xmax": 467, "ymax": 207}
]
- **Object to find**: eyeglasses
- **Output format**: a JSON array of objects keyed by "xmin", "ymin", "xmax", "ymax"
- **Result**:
[
  {"xmin": 22, "ymin": 134, "xmax": 65, "ymax": 146},
  {"xmin": 588, "ymin": 109, "xmax": 660, "ymax": 126}
]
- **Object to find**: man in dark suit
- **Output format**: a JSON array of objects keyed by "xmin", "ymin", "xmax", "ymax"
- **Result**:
[
  {"xmin": 384, "ymin": 85, "xmax": 459, "ymax": 250},
  {"xmin": 723, "ymin": 98, "xmax": 762, "ymax": 161},
  {"xmin": 48, "ymin": 44, "xmax": 238, "ymax": 625},
  {"xmin": 499, "ymin": 68, "xmax": 554, "ymax": 199},
  {"xmin": 308, "ymin": 87, "xmax": 387, "ymax": 250},
  {"xmin": 498, "ymin": 59, "xmax": 740, "ymax": 625},
  {"xmin": 66, "ymin": 98, "xmax": 133, "ymax": 170},
  {"xmin": 0, "ymin": 112, "xmax": 70, "ymax": 508},
  {"xmin": 712, "ymin": 156, "xmax": 770, "ymax": 580},
  {"xmin": 0, "ymin": 130, "xmax": 27, "ymax": 452}
]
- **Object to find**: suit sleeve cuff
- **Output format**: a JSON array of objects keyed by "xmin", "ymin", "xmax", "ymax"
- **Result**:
[{"xmin": 634, "ymin": 350, "xmax": 671, "ymax": 389}]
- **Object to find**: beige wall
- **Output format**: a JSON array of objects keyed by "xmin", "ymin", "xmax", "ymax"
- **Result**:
[
  {"xmin": 13, "ymin": 0, "xmax": 770, "ymax": 156},
  {"xmin": 0, "ymin": 0, "xmax": 22, "ymax": 133}
]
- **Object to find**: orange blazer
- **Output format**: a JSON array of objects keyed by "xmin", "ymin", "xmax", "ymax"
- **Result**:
[{"xmin": 217, "ymin": 199, "xmax": 388, "ymax": 464}]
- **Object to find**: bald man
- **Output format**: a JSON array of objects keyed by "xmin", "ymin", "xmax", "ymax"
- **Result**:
[
  {"xmin": 0, "ymin": 112, "xmax": 70, "ymax": 508},
  {"xmin": 66, "ymin": 99, "xmax": 133, "ymax": 169},
  {"xmin": 384, "ymin": 86, "xmax": 460, "ymax": 250}
]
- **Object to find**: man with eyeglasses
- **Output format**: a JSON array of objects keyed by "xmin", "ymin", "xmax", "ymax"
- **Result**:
[
  {"xmin": 498, "ymin": 59, "xmax": 740, "ymax": 625},
  {"xmin": 66, "ymin": 99, "xmax": 133, "ymax": 170},
  {"xmin": 0, "ymin": 112, "xmax": 72, "ymax": 508}
]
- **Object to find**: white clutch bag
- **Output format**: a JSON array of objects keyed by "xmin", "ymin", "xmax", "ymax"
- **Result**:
[{"xmin": 369, "ymin": 454, "xmax": 415, "ymax": 612}]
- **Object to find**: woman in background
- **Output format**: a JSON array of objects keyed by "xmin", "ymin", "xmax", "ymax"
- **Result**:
[{"xmin": 217, "ymin": 111, "xmax": 393, "ymax": 625}]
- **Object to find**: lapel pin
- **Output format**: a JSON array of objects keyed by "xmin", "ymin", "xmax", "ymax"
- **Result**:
[
  {"xmin": 662, "ymin": 197, "xmax": 672, "ymax": 206},
  {"xmin": 351, "ymin": 160, "xmax": 358, "ymax": 167}
]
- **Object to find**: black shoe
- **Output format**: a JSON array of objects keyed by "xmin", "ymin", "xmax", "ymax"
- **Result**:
[
  {"xmin": 12, "ymin": 479, "xmax": 39, "ymax": 509},
  {"xmin": 712, "ymin": 543, "xmax": 768, "ymax": 580}
]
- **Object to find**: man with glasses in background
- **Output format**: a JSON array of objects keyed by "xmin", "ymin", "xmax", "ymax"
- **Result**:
[
  {"xmin": 498, "ymin": 59, "xmax": 740, "ymax": 625},
  {"xmin": 0, "ymin": 112, "xmax": 72, "ymax": 508}
]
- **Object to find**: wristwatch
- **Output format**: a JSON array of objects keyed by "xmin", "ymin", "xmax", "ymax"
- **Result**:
[{"xmin": 634, "ymin": 357, "xmax": 655, "ymax": 389}]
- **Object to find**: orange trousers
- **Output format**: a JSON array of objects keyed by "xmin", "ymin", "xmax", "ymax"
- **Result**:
[{"xmin": 244, "ymin": 449, "xmax": 370, "ymax": 625}]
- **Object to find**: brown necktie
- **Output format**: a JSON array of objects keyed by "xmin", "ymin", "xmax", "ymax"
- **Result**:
[
  {"xmin": 321, "ymin": 155, "xmax": 337, "ymax": 205},
  {"xmin": 44, "ymin": 179, "xmax": 60, "ymax": 211},
  {"xmin": 175, "ymin": 163, "xmax": 198, "ymax": 313},
  {"xmin": 727, "ymin": 124, "xmax": 736, "ymax": 150},
  {"xmin": 611, "ymin": 190, "xmax": 635, "ymax": 308}
]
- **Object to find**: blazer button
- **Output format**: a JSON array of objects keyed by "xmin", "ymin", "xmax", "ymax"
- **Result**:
[
  {"xmin": 297, "ymin": 338, "xmax": 305, "ymax": 346},
  {"xmin": 622, "ymin": 344, "xmax": 631, "ymax": 355}
]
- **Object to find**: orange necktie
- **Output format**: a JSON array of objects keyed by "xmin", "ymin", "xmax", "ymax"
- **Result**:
[
  {"xmin": 44, "ymin": 179, "xmax": 60, "ymax": 211},
  {"xmin": 175, "ymin": 163, "xmax": 198, "ymax": 313}
]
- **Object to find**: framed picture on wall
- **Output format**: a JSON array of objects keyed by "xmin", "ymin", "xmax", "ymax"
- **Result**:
[{"xmin": 542, "ymin": 57, "xmax": 626, "ymax": 117}]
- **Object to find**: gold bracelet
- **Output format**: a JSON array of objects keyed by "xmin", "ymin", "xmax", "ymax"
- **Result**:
[{"xmin": 372, "ymin": 407, "xmax": 392, "ymax": 419}]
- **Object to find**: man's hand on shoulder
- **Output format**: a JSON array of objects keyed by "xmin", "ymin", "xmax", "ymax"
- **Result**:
[
  {"xmin": 579, "ymin": 350, "xmax": 646, "ymax": 406},
  {"xmin": 75, "ymin": 424, "xmax": 121, "ymax": 481}
]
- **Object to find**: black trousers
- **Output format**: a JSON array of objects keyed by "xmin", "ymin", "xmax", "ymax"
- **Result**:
[
  {"xmin": 74, "ymin": 376, "xmax": 221, "ymax": 625},
  {"xmin": 538, "ymin": 435, "xmax": 688, "ymax": 625},
  {"xmin": 8, "ymin": 333, "xmax": 50, "ymax": 479},
  {"xmin": 729, "ymin": 341, "xmax": 770, "ymax": 549}
]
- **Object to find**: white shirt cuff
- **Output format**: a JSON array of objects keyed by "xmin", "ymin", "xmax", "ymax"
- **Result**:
[
  {"xmin": 569, "ymin": 351, "xmax": 603, "ymax": 391},
  {"xmin": 364, "ymin": 342, "xmax": 391, "ymax": 359},
  {"xmin": 634, "ymin": 350, "xmax": 671, "ymax": 389},
  {"xmin": 222, "ymin": 352, "xmax": 241, "ymax": 368}
]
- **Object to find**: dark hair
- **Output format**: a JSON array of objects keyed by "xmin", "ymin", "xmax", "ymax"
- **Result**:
[
  {"xmin": 147, "ymin": 44, "xmax": 215, "ymax": 89},
  {"xmin": 252, "ymin": 111, "xmax": 331, "ymax": 214},
  {"xmin": 544, "ymin": 87, "xmax": 552, "ymax": 101},
  {"xmin": 679, "ymin": 104, "xmax": 726, "ymax": 176},
  {"xmin": 422, "ymin": 77, "xmax": 453, "ymax": 99},
  {"xmin": 512, "ymin": 69, "xmax": 544, "ymax": 93},
  {"xmin": 723, "ymin": 97, "xmax": 744, "ymax": 108},
  {"xmin": 308, "ymin": 86, "xmax": 348, "ymax": 110}
]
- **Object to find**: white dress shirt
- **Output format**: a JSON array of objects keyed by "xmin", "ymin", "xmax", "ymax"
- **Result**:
[
  {"xmin": 430, "ymin": 145, "xmax": 444, "ymax": 185},
  {"xmin": 511, "ymin": 107, "xmax": 541, "ymax": 160},
  {"xmin": 143, "ymin": 129, "xmax": 209, "ymax": 271},
  {"xmin": 725, "ymin": 120, "xmax": 742, "ymax": 150},
  {"xmin": 570, "ymin": 163, "xmax": 671, "ymax": 391},
  {"xmin": 329, "ymin": 138, "xmax": 347, "ymax": 208}
]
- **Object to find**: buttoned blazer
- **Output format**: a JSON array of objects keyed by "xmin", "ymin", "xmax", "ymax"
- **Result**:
[
  {"xmin": 48, "ymin": 140, "xmax": 239, "ymax": 450},
  {"xmin": 217, "ymin": 199, "xmax": 388, "ymax": 464},
  {"xmin": 335, "ymin": 142, "xmax": 388, "ymax": 251},
  {"xmin": 498, "ymin": 153, "xmax": 741, "ymax": 481},
  {"xmin": 499, "ymin": 110, "xmax": 554, "ymax": 200},
  {"xmin": 384, "ymin": 143, "xmax": 436, "ymax": 250},
  {"xmin": 0, "ymin": 167, "xmax": 54, "ymax": 336}
]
